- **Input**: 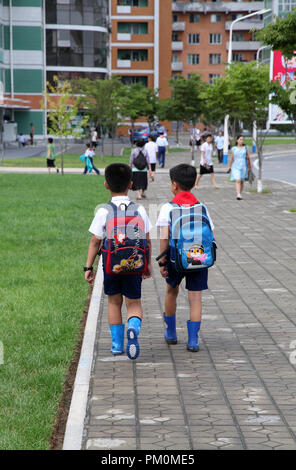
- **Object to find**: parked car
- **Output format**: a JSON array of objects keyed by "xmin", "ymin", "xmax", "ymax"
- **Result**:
[{"xmin": 129, "ymin": 125, "xmax": 168, "ymax": 144}]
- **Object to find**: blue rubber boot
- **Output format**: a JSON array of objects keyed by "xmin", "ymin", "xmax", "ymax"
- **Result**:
[
  {"xmin": 126, "ymin": 317, "xmax": 141, "ymax": 360},
  {"xmin": 163, "ymin": 313, "xmax": 178, "ymax": 344},
  {"xmin": 187, "ymin": 320, "xmax": 201, "ymax": 352},
  {"xmin": 109, "ymin": 324, "xmax": 125, "ymax": 355}
]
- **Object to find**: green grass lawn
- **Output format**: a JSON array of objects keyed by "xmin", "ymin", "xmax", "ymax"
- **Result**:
[
  {"xmin": 1, "ymin": 154, "xmax": 129, "ymax": 168},
  {"xmin": 243, "ymin": 138, "xmax": 295, "ymax": 146},
  {"xmin": 0, "ymin": 174, "xmax": 108, "ymax": 449}
]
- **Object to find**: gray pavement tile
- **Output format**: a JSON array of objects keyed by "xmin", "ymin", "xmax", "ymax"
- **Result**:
[{"xmin": 81, "ymin": 164, "xmax": 296, "ymax": 450}]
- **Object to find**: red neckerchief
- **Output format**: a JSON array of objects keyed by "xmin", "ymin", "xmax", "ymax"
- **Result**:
[{"xmin": 171, "ymin": 192, "xmax": 199, "ymax": 206}]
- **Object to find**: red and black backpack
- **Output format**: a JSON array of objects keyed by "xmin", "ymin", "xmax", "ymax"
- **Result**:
[{"xmin": 101, "ymin": 202, "xmax": 149, "ymax": 275}]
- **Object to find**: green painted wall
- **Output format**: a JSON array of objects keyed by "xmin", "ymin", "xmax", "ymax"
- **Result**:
[
  {"xmin": 4, "ymin": 26, "xmax": 42, "ymax": 50},
  {"xmin": 5, "ymin": 69, "xmax": 43, "ymax": 93},
  {"xmin": 4, "ymin": 1, "xmax": 42, "ymax": 6},
  {"xmin": 14, "ymin": 110, "xmax": 44, "ymax": 135}
]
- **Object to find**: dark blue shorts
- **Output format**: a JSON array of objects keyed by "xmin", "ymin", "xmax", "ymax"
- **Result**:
[
  {"xmin": 166, "ymin": 261, "xmax": 208, "ymax": 291},
  {"xmin": 103, "ymin": 270, "xmax": 142, "ymax": 299}
]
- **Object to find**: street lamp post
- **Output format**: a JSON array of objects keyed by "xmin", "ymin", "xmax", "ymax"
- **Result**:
[
  {"xmin": 223, "ymin": 8, "xmax": 271, "ymax": 164},
  {"xmin": 252, "ymin": 45, "xmax": 271, "ymax": 153}
]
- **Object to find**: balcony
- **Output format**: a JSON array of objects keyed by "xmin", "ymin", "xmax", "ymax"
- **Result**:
[
  {"xmin": 172, "ymin": 62, "xmax": 183, "ymax": 72},
  {"xmin": 226, "ymin": 41, "xmax": 262, "ymax": 51},
  {"xmin": 173, "ymin": 2, "xmax": 264, "ymax": 14},
  {"xmin": 117, "ymin": 6, "xmax": 131, "ymax": 14},
  {"xmin": 225, "ymin": 21, "xmax": 263, "ymax": 31},
  {"xmin": 117, "ymin": 33, "xmax": 131, "ymax": 41},
  {"xmin": 117, "ymin": 60, "xmax": 131, "ymax": 68},
  {"xmin": 172, "ymin": 22, "xmax": 185, "ymax": 32},
  {"xmin": 172, "ymin": 41, "xmax": 183, "ymax": 51}
]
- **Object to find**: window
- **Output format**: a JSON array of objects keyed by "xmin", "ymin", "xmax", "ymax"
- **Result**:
[
  {"xmin": 121, "ymin": 76, "xmax": 148, "ymax": 86},
  {"xmin": 233, "ymin": 32, "xmax": 243, "ymax": 41},
  {"xmin": 46, "ymin": 0, "xmax": 108, "ymax": 27},
  {"xmin": 172, "ymin": 53, "xmax": 179, "ymax": 63},
  {"xmin": 209, "ymin": 33, "xmax": 222, "ymax": 45},
  {"xmin": 117, "ymin": 0, "xmax": 148, "ymax": 6},
  {"xmin": 118, "ymin": 22, "xmax": 148, "ymax": 34},
  {"xmin": 187, "ymin": 54, "xmax": 200, "ymax": 65},
  {"xmin": 173, "ymin": 14, "xmax": 178, "ymax": 23},
  {"xmin": 232, "ymin": 53, "xmax": 244, "ymax": 62},
  {"xmin": 118, "ymin": 49, "xmax": 148, "ymax": 61},
  {"xmin": 210, "ymin": 14, "xmax": 222, "ymax": 23},
  {"xmin": 209, "ymin": 54, "xmax": 221, "ymax": 65},
  {"xmin": 172, "ymin": 33, "xmax": 179, "ymax": 41},
  {"xmin": 46, "ymin": 29, "xmax": 107, "ymax": 68},
  {"xmin": 209, "ymin": 73, "xmax": 221, "ymax": 84},
  {"xmin": 188, "ymin": 33, "xmax": 200, "ymax": 44},
  {"xmin": 189, "ymin": 14, "xmax": 200, "ymax": 23}
]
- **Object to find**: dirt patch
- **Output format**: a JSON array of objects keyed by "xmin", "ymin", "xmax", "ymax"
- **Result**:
[{"xmin": 49, "ymin": 281, "xmax": 95, "ymax": 450}]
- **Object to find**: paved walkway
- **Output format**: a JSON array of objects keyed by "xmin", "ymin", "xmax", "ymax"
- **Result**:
[{"xmin": 81, "ymin": 164, "xmax": 296, "ymax": 450}]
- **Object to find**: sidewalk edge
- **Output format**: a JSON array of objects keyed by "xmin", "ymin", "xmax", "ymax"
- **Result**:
[{"xmin": 62, "ymin": 258, "xmax": 103, "ymax": 450}]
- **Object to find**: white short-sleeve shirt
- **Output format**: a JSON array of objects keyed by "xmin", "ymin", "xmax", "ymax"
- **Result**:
[
  {"xmin": 156, "ymin": 136, "xmax": 168, "ymax": 148},
  {"xmin": 156, "ymin": 202, "xmax": 214, "ymax": 231},
  {"xmin": 144, "ymin": 141, "xmax": 158, "ymax": 163},
  {"xmin": 89, "ymin": 196, "xmax": 152, "ymax": 239},
  {"xmin": 200, "ymin": 142, "xmax": 213, "ymax": 166}
]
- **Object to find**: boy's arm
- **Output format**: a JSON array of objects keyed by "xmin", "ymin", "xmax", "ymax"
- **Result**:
[
  {"xmin": 85, "ymin": 234, "xmax": 102, "ymax": 283},
  {"xmin": 142, "ymin": 232, "xmax": 152, "ymax": 279},
  {"xmin": 159, "ymin": 226, "xmax": 170, "ymax": 279}
]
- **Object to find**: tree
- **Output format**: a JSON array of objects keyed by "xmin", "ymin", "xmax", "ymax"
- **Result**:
[
  {"xmin": 227, "ymin": 62, "xmax": 271, "ymax": 192},
  {"xmin": 142, "ymin": 88, "xmax": 159, "ymax": 131},
  {"xmin": 44, "ymin": 76, "xmax": 85, "ymax": 175},
  {"xmin": 165, "ymin": 74, "xmax": 208, "ymax": 162},
  {"xmin": 202, "ymin": 76, "xmax": 243, "ymax": 146},
  {"xmin": 256, "ymin": 8, "xmax": 296, "ymax": 59},
  {"xmin": 270, "ymin": 79, "xmax": 296, "ymax": 138},
  {"xmin": 73, "ymin": 76, "xmax": 123, "ymax": 158},
  {"xmin": 119, "ymin": 83, "xmax": 148, "ymax": 146}
]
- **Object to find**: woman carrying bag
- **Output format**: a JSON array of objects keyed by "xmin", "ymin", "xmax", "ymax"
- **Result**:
[{"xmin": 227, "ymin": 135, "xmax": 253, "ymax": 200}]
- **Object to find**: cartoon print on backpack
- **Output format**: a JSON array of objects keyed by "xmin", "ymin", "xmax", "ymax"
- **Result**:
[
  {"xmin": 114, "ymin": 230, "xmax": 127, "ymax": 246},
  {"xmin": 186, "ymin": 244, "xmax": 208, "ymax": 266},
  {"xmin": 113, "ymin": 253, "xmax": 144, "ymax": 274}
]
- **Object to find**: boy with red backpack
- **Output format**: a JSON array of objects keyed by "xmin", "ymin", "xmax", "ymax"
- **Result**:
[{"xmin": 84, "ymin": 163, "xmax": 152, "ymax": 360}]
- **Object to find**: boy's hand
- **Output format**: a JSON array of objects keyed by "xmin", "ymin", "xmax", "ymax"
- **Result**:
[
  {"xmin": 159, "ymin": 266, "xmax": 168, "ymax": 279},
  {"xmin": 85, "ymin": 270, "xmax": 95, "ymax": 283},
  {"xmin": 142, "ymin": 263, "xmax": 152, "ymax": 279}
]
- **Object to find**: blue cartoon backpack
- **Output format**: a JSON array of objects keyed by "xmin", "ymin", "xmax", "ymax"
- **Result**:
[{"xmin": 168, "ymin": 202, "xmax": 217, "ymax": 272}]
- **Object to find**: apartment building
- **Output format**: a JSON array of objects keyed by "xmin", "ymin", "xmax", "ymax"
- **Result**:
[
  {"xmin": 109, "ymin": 0, "xmax": 172, "ymax": 97},
  {"xmin": 1, "ymin": 0, "xmax": 109, "ymax": 138},
  {"xmin": 172, "ymin": 1, "xmax": 265, "ymax": 83}
]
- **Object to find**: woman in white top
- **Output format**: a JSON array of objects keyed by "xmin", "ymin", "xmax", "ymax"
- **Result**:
[{"xmin": 195, "ymin": 134, "xmax": 218, "ymax": 189}]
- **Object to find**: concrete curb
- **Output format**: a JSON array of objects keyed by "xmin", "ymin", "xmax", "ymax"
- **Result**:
[{"xmin": 62, "ymin": 258, "xmax": 104, "ymax": 450}]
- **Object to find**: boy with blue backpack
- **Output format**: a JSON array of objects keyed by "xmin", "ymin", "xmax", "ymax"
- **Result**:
[
  {"xmin": 84, "ymin": 163, "xmax": 152, "ymax": 360},
  {"xmin": 156, "ymin": 164, "xmax": 216, "ymax": 352}
]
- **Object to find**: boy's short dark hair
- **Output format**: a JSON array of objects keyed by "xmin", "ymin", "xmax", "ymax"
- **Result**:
[
  {"xmin": 105, "ymin": 163, "xmax": 132, "ymax": 193},
  {"xmin": 136, "ymin": 138, "xmax": 145, "ymax": 148},
  {"xmin": 170, "ymin": 164, "xmax": 197, "ymax": 191},
  {"xmin": 48, "ymin": 137, "xmax": 53, "ymax": 143}
]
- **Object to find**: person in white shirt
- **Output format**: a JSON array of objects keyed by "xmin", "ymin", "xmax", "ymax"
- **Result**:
[
  {"xmin": 195, "ymin": 134, "xmax": 218, "ymax": 189},
  {"xmin": 91, "ymin": 128, "xmax": 98, "ymax": 148},
  {"xmin": 83, "ymin": 143, "xmax": 100, "ymax": 175},
  {"xmin": 214, "ymin": 131, "xmax": 224, "ymax": 164},
  {"xmin": 190, "ymin": 126, "xmax": 201, "ymax": 148},
  {"xmin": 144, "ymin": 135, "xmax": 158, "ymax": 181},
  {"xmin": 156, "ymin": 132, "xmax": 168, "ymax": 168}
]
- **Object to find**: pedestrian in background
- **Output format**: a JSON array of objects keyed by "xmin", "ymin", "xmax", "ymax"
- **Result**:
[
  {"xmin": 91, "ymin": 128, "xmax": 98, "ymax": 148},
  {"xmin": 227, "ymin": 135, "xmax": 252, "ymax": 200},
  {"xmin": 30, "ymin": 123, "xmax": 34, "ymax": 146},
  {"xmin": 214, "ymin": 131, "xmax": 224, "ymax": 164},
  {"xmin": 83, "ymin": 143, "xmax": 100, "ymax": 175},
  {"xmin": 130, "ymin": 139, "xmax": 151, "ymax": 200},
  {"xmin": 47, "ymin": 137, "xmax": 59, "ymax": 174},
  {"xmin": 156, "ymin": 132, "xmax": 168, "ymax": 168},
  {"xmin": 195, "ymin": 134, "xmax": 218, "ymax": 189},
  {"xmin": 144, "ymin": 135, "xmax": 158, "ymax": 182}
]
